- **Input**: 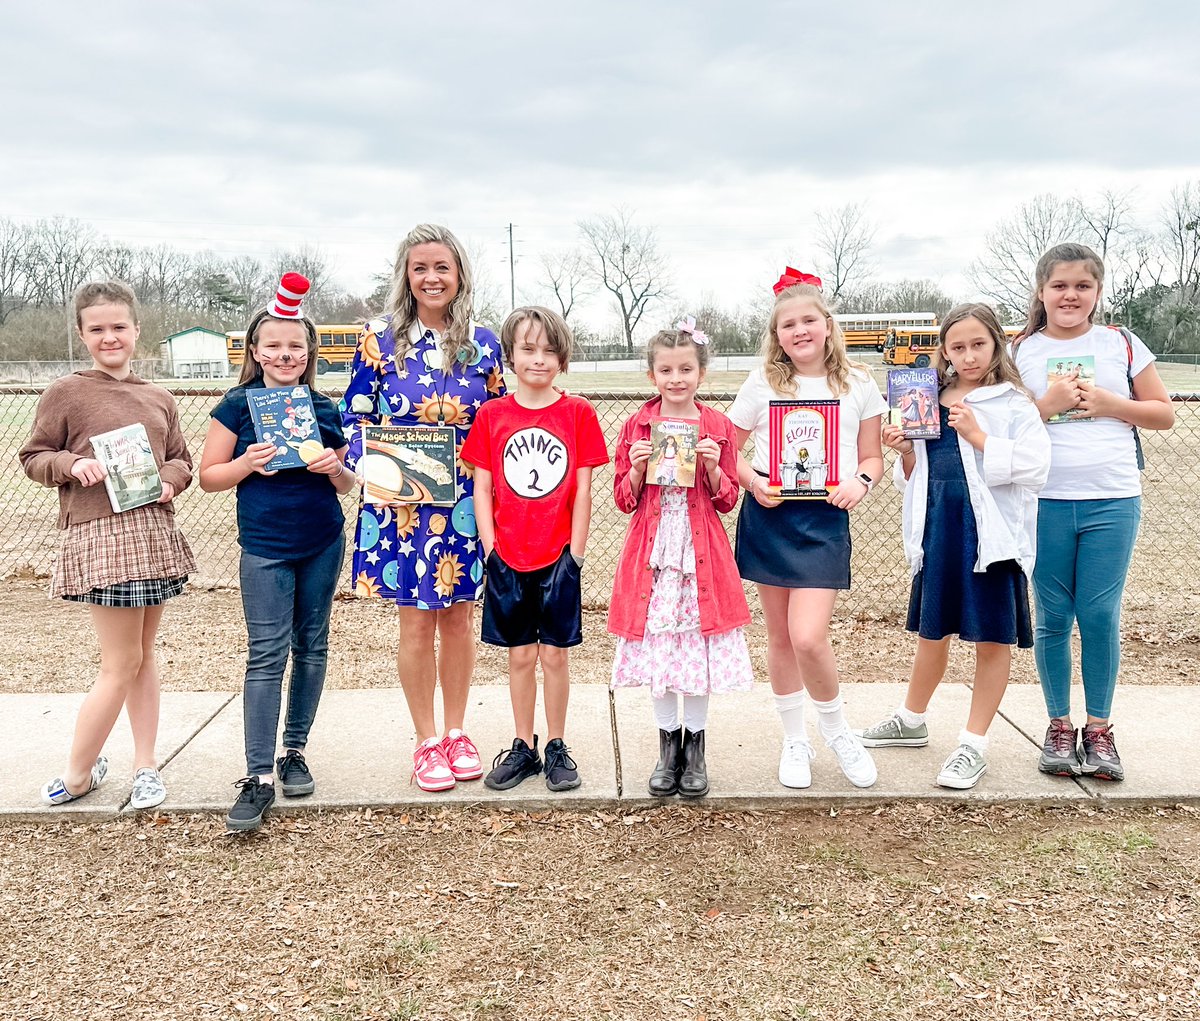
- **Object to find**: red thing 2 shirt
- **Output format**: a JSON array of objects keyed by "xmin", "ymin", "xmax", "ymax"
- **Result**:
[{"xmin": 461, "ymin": 394, "xmax": 609, "ymax": 571}]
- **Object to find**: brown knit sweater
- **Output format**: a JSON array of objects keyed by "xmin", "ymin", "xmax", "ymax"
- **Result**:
[{"xmin": 19, "ymin": 370, "xmax": 194, "ymax": 528}]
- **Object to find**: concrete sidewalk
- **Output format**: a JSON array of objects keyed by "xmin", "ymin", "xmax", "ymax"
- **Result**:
[{"xmin": 5, "ymin": 683, "xmax": 1196, "ymax": 821}]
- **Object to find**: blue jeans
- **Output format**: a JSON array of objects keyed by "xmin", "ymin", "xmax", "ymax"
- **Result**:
[
  {"xmin": 1033, "ymin": 497, "xmax": 1141, "ymax": 720},
  {"xmin": 239, "ymin": 534, "xmax": 345, "ymax": 776}
]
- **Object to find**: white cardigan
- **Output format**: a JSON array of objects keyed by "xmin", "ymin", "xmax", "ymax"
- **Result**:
[{"xmin": 894, "ymin": 382, "xmax": 1051, "ymax": 579}]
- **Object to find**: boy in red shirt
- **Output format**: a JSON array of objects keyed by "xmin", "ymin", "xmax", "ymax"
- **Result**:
[{"xmin": 461, "ymin": 307, "xmax": 609, "ymax": 791}]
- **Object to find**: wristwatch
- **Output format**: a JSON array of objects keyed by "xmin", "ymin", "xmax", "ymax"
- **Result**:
[{"xmin": 854, "ymin": 471, "xmax": 876, "ymax": 492}]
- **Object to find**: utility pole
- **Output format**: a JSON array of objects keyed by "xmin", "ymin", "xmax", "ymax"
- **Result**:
[{"xmin": 507, "ymin": 223, "xmax": 516, "ymax": 311}]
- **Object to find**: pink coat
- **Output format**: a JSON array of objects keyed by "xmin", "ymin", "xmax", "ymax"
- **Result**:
[{"xmin": 607, "ymin": 397, "xmax": 751, "ymax": 640}]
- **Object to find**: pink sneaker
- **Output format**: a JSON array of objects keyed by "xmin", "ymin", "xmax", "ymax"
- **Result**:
[
  {"xmin": 412, "ymin": 737, "xmax": 455, "ymax": 792},
  {"xmin": 441, "ymin": 729, "xmax": 484, "ymax": 781}
]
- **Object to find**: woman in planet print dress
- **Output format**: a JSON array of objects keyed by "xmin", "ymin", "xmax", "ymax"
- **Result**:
[{"xmin": 341, "ymin": 224, "xmax": 506, "ymax": 792}]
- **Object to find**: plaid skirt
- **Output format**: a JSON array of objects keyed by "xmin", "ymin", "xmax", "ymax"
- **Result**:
[
  {"xmin": 63, "ymin": 576, "xmax": 188, "ymax": 607},
  {"xmin": 52, "ymin": 503, "xmax": 196, "ymax": 600}
]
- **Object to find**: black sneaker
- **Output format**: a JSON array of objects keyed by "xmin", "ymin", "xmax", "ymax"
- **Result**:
[
  {"xmin": 1080, "ymin": 724, "xmax": 1125, "ymax": 782},
  {"xmin": 484, "ymin": 737, "xmax": 541, "ymax": 791},
  {"xmin": 1038, "ymin": 719, "xmax": 1081, "ymax": 777},
  {"xmin": 226, "ymin": 777, "xmax": 275, "ymax": 832},
  {"xmin": 276, "ymin": 750, "xmax": 315, "ymax": 797},
  {"xmin": 544, "ymin": 738, "xmax": 581, "ymax": 792}
]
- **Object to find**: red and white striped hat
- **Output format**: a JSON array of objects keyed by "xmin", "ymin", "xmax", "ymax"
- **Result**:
[{"xmin": 269, "ymin": 272, "xmax": 311, "ymax": 319}]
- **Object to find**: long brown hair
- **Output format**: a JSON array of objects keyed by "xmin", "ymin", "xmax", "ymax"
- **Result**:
[
  {"xmin": 1013, "ymin": 242, "xmax": 1105, "ymax": 349},
  {"xmin": 761, "ymin": 285, "xmax": 861, "ymax": 396},
  {"xmin": 237, "ymin": 308, "xmax": 319, "ymax": 388},
  {"xmin": 937, "ymin": 303, "xmax": 1030, "ymax": 396}
]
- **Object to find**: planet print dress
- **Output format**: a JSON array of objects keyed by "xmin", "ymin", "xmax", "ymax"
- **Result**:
[{"xmin": 340, "ymin": 316, "xmax": 506, "ymax": 608}]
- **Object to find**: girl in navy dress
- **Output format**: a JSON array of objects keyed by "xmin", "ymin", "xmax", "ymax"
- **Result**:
[{"xmin": 859, "ymin": 304, "xmax": 1051, "ymax": 789}]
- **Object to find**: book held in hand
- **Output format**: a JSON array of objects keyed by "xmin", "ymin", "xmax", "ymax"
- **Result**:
[
  {"xmin": 246, "ymin": 385, "xmax": 321, "ymax": 471},
  {"xmin": 1046, "ymin": 356, "xmax": 1095, "ymax": 424},
  {"xmin": 648, "ymin": 417, "xmax": 700, "ymax": 488},
  {"xmin": 89, "ymin": 423, "xmax": 163, "ymax": 513},
  {"xmin": 887, "ymin": 367, "xmax": 941, "ymax": 439},
  {"xmin": 361, "ymin": 424, "xmax": 456, "ymax": 506},
  {"xmin": 767, "ymin": 399, "xmax": 841, "ymax": 499}
]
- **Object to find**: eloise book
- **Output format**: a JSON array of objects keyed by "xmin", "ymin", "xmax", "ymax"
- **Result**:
[
  {"xmin": 767, "ymin": 400, "xmax": 840, "ymax": 499},
  {"xmin": 1046, "ymin": 356, "xmax": 1095, "ymax": 424},
  {"xmin": 247, "ymin": 385, "xmax": 320, "ymax": 471},
  {"xmin": 89, "ymin": 423, "xmax": 163, "ymax": 513},
  {"xmin": 361, "ymin": 424, "xmax": 456, "ymax": 506},
  {"xmin": 648, "ymin": 417, "xmax": 700, "ymax": 488},
  {"xmin": 886, "ymin": 367, "xmax": 940, "ymax": 439}
]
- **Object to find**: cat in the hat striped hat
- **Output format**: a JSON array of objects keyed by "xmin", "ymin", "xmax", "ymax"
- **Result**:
[{"xmin": 235, "ymin": 273, "xmax": 319, "ymax": 389}]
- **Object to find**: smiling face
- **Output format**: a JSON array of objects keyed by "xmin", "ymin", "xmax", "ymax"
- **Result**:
[
  {"xmin": 252, "ymin": 318, "xmax": 311, "ymax": 388},
  {"xmin": 79, "ymin": 302, "xmax": 140, "ymax": 376},
  {"xmin": 774, "ymin": 297, "xmax": 830, "ymax": 372},
  {"xmin": 407, "ymin": 242, "xmax": 460, "ymax": 329},
  {"xmin": 648, "ymin": 343, "xmax": 704, "ymax": 411},
  {"xmin": 1039, "ymin": 260, "xmax": 1101, "ymax": 339},
  {"xmin": 941, "ymin": 316, "xmax": 997, "ymax": 385},
  {"xmin": 511, "ymin": 319, "xmax": 561, "ymax": 393}
]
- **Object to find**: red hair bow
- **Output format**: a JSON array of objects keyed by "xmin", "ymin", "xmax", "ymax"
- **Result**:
[{"xmin": 773, "ymin": 267, "xmax": 823, "ymax": 295}]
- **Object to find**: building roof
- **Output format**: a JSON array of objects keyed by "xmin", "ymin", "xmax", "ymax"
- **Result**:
[{"xmin": 163, "ymin": 326, "xmax": 226, "ymax": 342}]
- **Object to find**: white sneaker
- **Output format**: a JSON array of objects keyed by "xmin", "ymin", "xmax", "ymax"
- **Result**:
[
  {"xmin": 129, "ymin": 768, "xmax": 167, "ymax": 810},
  {"xmin": 824, "ymin": 726, "xmax": 878, "ymax": 788},
  {"xmin": 778, "ymin": 735, "xmax": 817, "ymax": 789}
]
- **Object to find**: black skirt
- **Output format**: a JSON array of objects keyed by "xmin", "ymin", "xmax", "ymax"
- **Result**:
[{"xmin": 735, "ymin": 485, "xmax": 851, "ymax": 590}]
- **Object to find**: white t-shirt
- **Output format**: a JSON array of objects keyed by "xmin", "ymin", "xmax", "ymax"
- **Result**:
[
  {"xmin": 728, "ymin": 366, "xmax": 887, "ymax": 477},
  {"xmin": 1013, "ymin": 324, "xmax": 1154, "ymax": 500}
]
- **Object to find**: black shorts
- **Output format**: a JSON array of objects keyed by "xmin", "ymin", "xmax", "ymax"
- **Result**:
[{"xmin": 481, "ymin": 546, "xmax": 583, "ymax": 648}]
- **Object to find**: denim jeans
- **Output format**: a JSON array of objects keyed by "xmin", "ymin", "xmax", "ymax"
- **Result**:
[
  {"xmin": 1033, "ymin": 497, "xmax": 1141, "ymax": 720},
  {"xmin": 239, "ymin": 533, "xmax": 345, "ymax": 776}
]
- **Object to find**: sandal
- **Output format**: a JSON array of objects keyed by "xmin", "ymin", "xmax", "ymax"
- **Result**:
[{"xmin": 41, "ymin": 756, "xmax": 109, "ymax": 806}]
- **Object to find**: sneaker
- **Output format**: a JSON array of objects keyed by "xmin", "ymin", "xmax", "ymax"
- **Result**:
[
  {"xmin": 544, "ymin": 738, "xmax": 581, "ymax": 792},
  {"xmin": 936, "ymin": 744, "xmax": 988, "ymax": 790},
  {"xmin": 129, "ymin": 767, "xmax": 167, "ymax": 810},
  {"xmin": 412, "ymin": 737, "xmax": 456, "ymax": 793},
  {"xmin": 441, "ymin": 729, "xmax": 484, "ymax": 781},
  {"xmin": 276, "ymin": 750, "xmax": 315, "ymax": 797},
  {"xmin": 41, "ymin": 756, "xmax": 109, "ymax": 806},
  {"xmin": 778, "ymin": 735, "xmax": 817, "ymax": 789},
  {"xmin": 825, "ymin": 726, "xmax": 878, "ymax": 788},
  {"xmin": 1080, "ymin": 724, "xmax": 1124, "ymax": 782},
  {"xmin": 226, "ymin": 777, "xmax": 275, "ymax": 832},
  {"xmin": 1038, "ymin": 719, "xmax": 1081, "ymax": 777},
  {"xmin": 858, "ymin": 713, "xmax": 929, "ymax": 748},
  {"xmin": 484, "ymin": 737, "xmax": 542, "ymax": 791}
]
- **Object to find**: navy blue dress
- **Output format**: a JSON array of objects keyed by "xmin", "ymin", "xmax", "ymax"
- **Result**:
[{"xmin": 906, "ymin": 404, "xmax": 1032, "ymax": 647}]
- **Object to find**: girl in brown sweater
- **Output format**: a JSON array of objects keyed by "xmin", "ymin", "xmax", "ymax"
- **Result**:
[{"xmin": 19, "ymin": 280, "xmax": 195, "ymax": 810}]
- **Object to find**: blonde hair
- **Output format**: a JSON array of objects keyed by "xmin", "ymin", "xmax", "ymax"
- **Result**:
[
  {"xmin": 500, "ymin": 306, "xmax": 574, "ymax": 372},
  {"xmin": 386, "ymin": 224, "xmax": 475, "ymax": 371},
  {"xmin": 761, "ymin": 285, "xmax": 860, "ymax": 396},
  {"xmin": 1014, "ymin": 242, "xmax": 1105, "ymax": 347},
  {"xmin": 74, "ymin": 280, "xmax": 139, "ymax": 327},
  {"xmin": 237, "ymin": 308, "xmax": 319, "ymax": 388},
  {"xmin": 646, "ymin": 326, "xmax": 710, "ymax": 372},
  {"xmin": 936, "ymin": 303, "xmax": 1029, "ymax": 395}
]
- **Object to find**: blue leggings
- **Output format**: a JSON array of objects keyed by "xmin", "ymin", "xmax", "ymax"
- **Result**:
[{"xmin": 1033, "ymin": 497, "xmax": 1141, "ymax": 720}]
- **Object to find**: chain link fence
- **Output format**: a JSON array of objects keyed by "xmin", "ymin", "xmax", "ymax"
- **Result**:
[{"xmin": 3, "ymin": 387, "xmax": 1198, "ymax": 619}]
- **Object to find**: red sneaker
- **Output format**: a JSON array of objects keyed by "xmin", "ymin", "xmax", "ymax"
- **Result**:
[
  {"xmin": 412, "ymin": 737, "xmax": 455, "ymax": 792},
  {"xmin": 441, "ymin": 729, "xmax": 484, "ymax": 781}
]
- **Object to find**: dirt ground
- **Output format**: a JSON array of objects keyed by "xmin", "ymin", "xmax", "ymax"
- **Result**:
[
  {"xmin": 2, "ymin": 803, "xmax": 1198, "ymax": 1020},
  {"xmin": 0, "ymin": 579, "xmax": 1197, "ymax": 695}
]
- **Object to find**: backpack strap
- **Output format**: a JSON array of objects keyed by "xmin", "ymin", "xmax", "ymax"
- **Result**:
[{"xmin": 1106, "ymin": 324, "xmax": 1145, "ymax": 470}]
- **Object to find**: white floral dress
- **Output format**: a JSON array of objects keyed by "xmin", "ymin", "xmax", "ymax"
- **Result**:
[{"xmin": 611, "ymin": 488, "xmax": 754, "ymax": 697}]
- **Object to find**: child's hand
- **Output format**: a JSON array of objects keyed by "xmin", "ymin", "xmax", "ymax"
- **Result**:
[
  {"xmin": 947, "ymin": 402, "xmax": 985, "ymax": 447},
  {"xmin": 243, "ymin": 442, "xmax": 279, "ymax": 477},
  {"xmin": 1074, "ymin": 380, "xmax": 1121, "ymax": 420},
  {"xmin": 70, "ymin": 458, "xmax": 106, "ymax": 487},
  {"xmin": 304, "ymin": 447, "xmax": 343, "ymax": 476},
  {"xmin": 750, "ymin": 477, "xmax": 782, "ymax": 508},
  {"xmin": 1043, "ymin": 369, "xmax": 1082, "ymax": 417},
  {"xmin": 828, "ymin": 479, "xmax": 868, "ymax": 510},
  {"xmin": 156, "ymin": 482, "xmax": 175, "ymax": 504},
  {"xmin": 881, "ymin": 424, "xmax": 914, "ymax": 455},
  {"xmin": 628, "ymin": 439, "xmax": 653, "ymax": 474},
  {"xmin": 694, "ymin": 437, "xmax": 721, "ymax": 472}
]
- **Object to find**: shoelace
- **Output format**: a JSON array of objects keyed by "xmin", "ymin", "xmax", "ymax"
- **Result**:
[
  {"xmin": 1048, "ymin": 722, "xmax": 1076, "ymax": 757},
  {"xmin": 1084, "ymin": 726, "xmax": 1117, "ymax": 760},
  {"xmin": 784, "ymin": 736, "xmax": 817, "ymax": 761},
  {"xmin": 827, "ymin": 731, "xmax": 865, "ymax": 764},
  {"xmin": 443, "ymin": 733, "xmax": 477, "ymax": 765},
  {"xmin": 545, "ymin": 744, "xmax": 577, "ymax": 773},
  {"xmin": 232, "ymin": 777, "xmax": 262, "ymax": 802},
  {"xmin": 281, "ymin": 753, "xmax": 311, "ymax": 779},
  {"xmin": 942, "ymin": 748, "xmax": 977, "ymax": 774}
]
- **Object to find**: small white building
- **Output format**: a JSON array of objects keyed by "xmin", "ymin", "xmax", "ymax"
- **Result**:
[{"xmin": 161, "ymin": 327, "xmax": 229, "ymax": 379}]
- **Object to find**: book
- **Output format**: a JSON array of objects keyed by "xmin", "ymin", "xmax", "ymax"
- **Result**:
[
  {"xmin": 1046, "ymin": 356, "xmax": 1095, "ymax": 424},
  {"xmin": 767, "ymin": 399, "xmax": 841, "ymax": 499},
  {"xmin": 648, "ymin": 417, "xmax": 700, "ymax": 488},
  {"xmin": 246, "ymin": 385, "xmax": 321, "ymax": 471},
  {"xmin": 886, "ymin": 367, "xmax": 941, "ymax": 439},
  {"xmin": 361, "ymin": 424, "xmax": 457, "ymax": 506},
  {"xmin": 89, "ymin": 423, "xmax": 163, "ymax": 513}
]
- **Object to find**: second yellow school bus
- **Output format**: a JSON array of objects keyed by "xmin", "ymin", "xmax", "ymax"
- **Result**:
[{"xmin": 226, "ymin": 325, "xmax": 363, "ymax": 374}]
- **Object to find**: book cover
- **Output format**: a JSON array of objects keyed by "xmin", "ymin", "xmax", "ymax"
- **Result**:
[
  {"xmin": 361, "ymin": 424, "xmax": 457, "ymax": 506},
  {"xmin": 89, "ymin": 423, "xmax": 163, "ymax": 513},
  {"xmin": 767, "ymin": 400, "xmax": 841, "ymax": 499},
  {"xmin": 886, "ymin": 367, "xmax": 941, "ymax": 439},
  {"xmin": 246, "ymin": 385, "xmax": 321, "ymax": 471},
  {"xmin": 648, "ymin": 417, "xmax": 700, "ymax": 488},
  {"xmin": 1046, "ymin": 356, "xmax": 1096, "ymax": 424}
]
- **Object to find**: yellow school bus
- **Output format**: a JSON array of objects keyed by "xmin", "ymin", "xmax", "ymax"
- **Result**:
[
  {"xmin": 226, "ymin": 324, "xmax": 362, "ymax": 374},
  {"xmin": 835, "ymin": 312, "xmax": 937, "ymax": 351},
  {"xmin": 884, "ymin": 325, "xmax": 1022, "ymax": 367}
]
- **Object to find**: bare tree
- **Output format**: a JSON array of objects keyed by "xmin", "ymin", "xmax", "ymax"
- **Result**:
[
  {"xmin": 538, "ymin": 248, "xmax": 592, "ymax": 321},
  {"xmin": 226, "ymin": 255, "xmax": 271, "ymax": 311},
  {"xmin": 579, "ymin": 208, "xmax": 671, "ymax": 352},
  {"xmin": 26, "ymin": 217, "xmax": 98, "ymax": 306},
  {"xmin": 838, "ymin": 278, "xmax": 957, "ymax": 319},
  {"xmin": 1162, "ymin": 182, "xmax": 1200, "ymax": 306},
  {"xmin": 134, "ymin": 244, "xmax": 193, "ymax": 306},
  {"xmin": 0, "ymin": 218, "xmax": 32, "ymax": 325},
  {"xmin": 813, "ymin": 203, "xmax": 876, "ymax": 300}
]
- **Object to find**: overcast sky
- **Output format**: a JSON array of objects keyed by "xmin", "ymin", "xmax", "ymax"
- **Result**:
[{"xmin": 4, "ymin": 1, "xmax": 1198, "ymax": 332}]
